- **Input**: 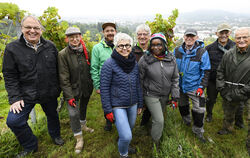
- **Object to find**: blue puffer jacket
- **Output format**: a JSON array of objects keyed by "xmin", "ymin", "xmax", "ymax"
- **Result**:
[
  {"xmin": 173, "ymin": 41, "xmax": 211, "ymax": 93},
  {"xmin": 100, "ymin": 58, "xmax": 143, "ymax": 114}
]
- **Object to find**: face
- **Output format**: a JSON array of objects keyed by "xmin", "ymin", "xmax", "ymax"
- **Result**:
[
  {"xmin": 67, "ymin": 34, "xmax": 81, "ymax": 47},
  {"xmin": 103, "ymin": 26, "xmax": 116, "ymax": 42},
  {"xmin": 137, "ymin": 30, "xmax": 150, "ymax": 47},
  {"xmin": 216, "ymin": 30, "xmax": 231, "ymax": 45},
  {"xmin": 21, "ymin": 17, "xmax": 42, "ymax": 44},
  {"xmin": 116, "ymin": 40, "xmax": 132, "ymax": 58},
  {"xmin": 235, "ymin": 29, "xmax": 250, "ymax": 51},
  {"xmin": 150, "ymin": 39, "xmax": 164, "ymax": 56},
  {"xmin": 184, "ymin": 34, "xmax": 198, "ymax": 48}
]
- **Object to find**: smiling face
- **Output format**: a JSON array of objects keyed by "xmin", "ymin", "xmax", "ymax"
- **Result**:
[
  {"xmin": 184, "ymin": 34, "xmax": 198, "ymax": 49},
  {"xmin": 137, "ymin": 30, "xmax": 150, "ymax": 48},
  {"xmin": 216, "ymin": 30, "xmax": 231, "ymax": 46},
  {"xmin": 150, "ymin": 39, "xmax": 164, "ymax": 56},
  {"xmin": 115, "ymin": 39, "xmax": 132, "ymax": 59},
  {"xmin": 103, "ymin": 26, "xmax": 117, "ymax": 42},
  {"xmin": 67, "ymin": 34, "xmax": 81, "ymax": 47},
  {"xmin": 235, "ymin": 28, "xmax": 250, "ymax": 52},
  {"xmin": 21, "ymin": 17, "xmax": 42, "ymax": 44}
]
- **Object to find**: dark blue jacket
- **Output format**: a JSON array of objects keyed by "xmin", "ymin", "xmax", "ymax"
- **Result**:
[
  {"xmin": 174, "ymin": 41, "xmax": 211, "ymax": 93},
  {"xmin": 100, "ymin": 58, "xmax": 143, "ymax": 114}
]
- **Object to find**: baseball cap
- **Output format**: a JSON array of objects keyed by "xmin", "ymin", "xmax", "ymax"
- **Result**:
[
  {"xmin": 184, "ymin": 28, "xmax": 198, "ymax": 36},
  {"xmin": 102, "ymin": 22, "xmax": 116, "ymax": 30},
  {"xmin": 217, "ymin": 23, "xmax": 231, "ymax": 32}
]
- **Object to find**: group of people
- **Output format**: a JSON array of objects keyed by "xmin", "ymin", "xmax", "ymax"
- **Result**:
[{"xmin": 2, "ymin": 14, "xmax": 250, "ymax": 158}]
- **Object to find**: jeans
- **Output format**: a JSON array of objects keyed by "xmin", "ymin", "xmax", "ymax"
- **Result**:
[
  {"xmin": 113, "ymin": 104, "xmax": 138, "ymax": 156},
  {"xmin": 6, "ymin": 98, "xmax": 61, "ymax": 151}
]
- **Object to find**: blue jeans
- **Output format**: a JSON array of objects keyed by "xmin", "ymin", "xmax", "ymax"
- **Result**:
[
  {"xmin": 6, "ymin": 98, "xmax": 61, "ymax": 152},
  {"xmin": 113, "ymin": 104, "xmax": 137, "ymax": 156}
]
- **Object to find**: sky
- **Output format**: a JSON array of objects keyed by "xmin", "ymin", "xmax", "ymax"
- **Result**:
[{"xmin": 1, "ymin": 0, "xmax": 250, "ymax": 18}]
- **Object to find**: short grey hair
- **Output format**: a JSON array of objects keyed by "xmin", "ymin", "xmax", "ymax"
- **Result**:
[
  {"xmin": 114, "ymin": 33, "xmax": 133, "ymax": 47},
  {"xmin": 234, "ymin": 27, "xmax": 250, "ymax": 37},
  {"xmin": 135, "ymin": 24, "xmax": 151, "ymax": 36},
  {"xmin": 21, "ymin": 15, "xmax": 45, "ymax": 31}
]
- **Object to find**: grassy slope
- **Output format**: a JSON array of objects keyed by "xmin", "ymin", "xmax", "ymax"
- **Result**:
[{"xmin": 0, "ymin": 79, "xmax": 249, "ymax": 158}]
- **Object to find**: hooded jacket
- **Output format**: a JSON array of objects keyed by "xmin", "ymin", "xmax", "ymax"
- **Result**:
[{"xmin": 174, "ymin": 41, "xmax": 211, "ymax": 93}]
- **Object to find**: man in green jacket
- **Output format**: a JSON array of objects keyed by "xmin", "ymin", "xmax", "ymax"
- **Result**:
[
  {"xmin": 216, "ymin": 27, "xmax": 250, "ymax": 155},
  {"xmin": 90, "ymin": 22, "xmax": 117, "ymax": 131}
]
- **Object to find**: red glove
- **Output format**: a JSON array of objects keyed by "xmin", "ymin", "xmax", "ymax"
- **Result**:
[
  {"xmin": 68, "ymin": 98, "xmax": 76, "ymax": 107},
  {"xmin": 171, "ymin": 98, "xmax": 178, "ymax": 109},
  {"xmin": 196, "ymin": 88, "xmax": 203, "ymax": 97},
  {"xmin": 105, "ymin": 112, "xmax": 114, "ymax": 123}
]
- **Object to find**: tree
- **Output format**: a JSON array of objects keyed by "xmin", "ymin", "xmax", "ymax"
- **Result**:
[{"xmin": 146, "ymin": 9, "xmax": 179, "ymax": 51}]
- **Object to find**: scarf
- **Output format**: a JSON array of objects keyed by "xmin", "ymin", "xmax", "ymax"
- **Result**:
[
  {"xmin": 105, "ymin": 40, "xmax": 114, "ymax": 49},
  {"xmin": 69, "ymin": 40, "xmax": 90, "ymax": 65},
  {"xmin": 153, "ymin": 53, "xmax": 166, "ymax": 60},
  {"xmin": 111, "ymin": 49, "xmax": 136, "ymax": 74}
]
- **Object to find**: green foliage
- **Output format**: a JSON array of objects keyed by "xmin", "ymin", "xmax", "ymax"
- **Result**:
[
  {"xmin": 82, "ymin": 30, "xmax": 100, "ymax": 54},
  {"xmin": 39, "ymin": 7, "xmax": 68, "ymax": 51},
  {"xmin": 146, "ymin": 9, "xmax": 179, "ymax": 51},
  {"xmin": 0, "ymin": 3, "xmax": 25, "ymax": 24}
]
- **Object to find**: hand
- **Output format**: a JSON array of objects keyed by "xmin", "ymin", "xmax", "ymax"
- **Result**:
[
  {"xmin": 96, "ymin": 89, "xmax": 100, "ymax": 94},
  {"xmin": 10, "ymin": 100, "xmax": 24, "ymax": 114},
  {"xmin": 196, "ymin": 88, "xmax": 203, "ymax": 97},
  {"xmin": 171, "ymin": 98, "xmax": 178, "ymax": 110},
  {"xmin": 105, "ymin": 112, "xmax": 114, "ymax": 123},
  {"xmin": 137, "ymin": 108, "xmax": 142, "ymax": 115},
  {"xmin": 68, "ymin": 98, "xmax": 76, "ymax": 107}
]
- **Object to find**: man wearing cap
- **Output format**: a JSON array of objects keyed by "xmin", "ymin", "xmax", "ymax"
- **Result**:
[
  {"xmin": 205, "ymin": 23, "xmax": 240, "ymax": 124},
  {"xmin": 58, "ymin": 27, "xmax": 94, "ymax": 153},
  {"xmin": 3, "ymin": 15, "xmax": 63, "ymax": 157},
  {"xmin": 90, "ymin": 22, "xmax": 117, "ymax": 131},
  {"xmin": 174, "ymin": 28, "xmax": 210, "ymax": 142}
]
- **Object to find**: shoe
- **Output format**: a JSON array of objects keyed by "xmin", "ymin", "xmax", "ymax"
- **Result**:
[
  {"xmin": 217, "ymin": 129, "xmax": 231, "ymax": 135},
  {"xmin": 195, "ymin": 133, "xmax": 206, "ymax": 143},
  {"xmin": 128, "ymin": 146, "xmax": 137, "ymax": 154},
  {"xmin": 81, "ymin": 124, "xmax": 94, "ymax": 133},
  {"xmin": 120, "ymin": 155, "xmax": 130, "ymax": 158},
  {"xmin": 75, "ymin": 134, "xmax": 84, "ymax": 154},
  {"xmin": 104, "ymin": 124, "xmax": 112, "ymax": 131},
  {"xmin": 183, "ymin": 120, "xmax": 191, "ymax": 126},
  {"xmin": 206, "ymin": 115, "xmax": 212, "ymax": 122},
  {"xmin": 235, "ymin": 123, "xmax": 245, "ymax": 129},
  {"xmin": 16, "ymin": 149, "xmax": 37, "ymax": 158},
  {"xmin": 53, "ymin": 137, "xmax": 64, "ymax": 145}
]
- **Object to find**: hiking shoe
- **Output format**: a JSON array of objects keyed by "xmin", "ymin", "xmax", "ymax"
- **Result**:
[
  {"xmin": 53, "ymin": 137, "xmax": 64, "ymax": 145},
  {"xmin": 206, "ymin": 115, "xmax": 212, "ymax": 122},
  {"xmin": 235, "ymin": 123, "xmax": 245, "ymax": 129},
  {"xmin": 128, "ymin": 146, "xmax": 137, "ymax": 154},
  {"xmin": 195, "ymin": 133, "xmax": 206, "ymax": 143},
  {"xmin": 217, "ymin": 129, "xmax": 231, "ymax": 135},
  {"xmin": 104, "ymin": 124, "xmax": 112, "ymax": 131}
]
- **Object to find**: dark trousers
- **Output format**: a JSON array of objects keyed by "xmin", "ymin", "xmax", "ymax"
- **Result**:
[
  {"xmin": 6, "ymin": 98, "xmax": 61, "ymax": 151},
  {"xmin": 206, "ymin": 80, "xmax": 219, "ymax": 117},
  {"xmin": 79, "ymin": 96, "xmax": 90, "ymax": 121}
]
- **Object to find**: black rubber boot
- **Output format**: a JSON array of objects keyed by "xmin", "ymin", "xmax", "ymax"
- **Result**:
[{"xmin": 179, "ymin": 105, "xmax": 191, "ymax": 126}]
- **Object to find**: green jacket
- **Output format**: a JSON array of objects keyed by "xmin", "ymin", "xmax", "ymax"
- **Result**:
[
  {"xmin": 216, "ymin": 45, "xmax": 250, "ymax": 102},
  {"xmin": 90, "ymin": 40, "xmax": 113, "ymax": 90},
  {"xmin": 58, "ymin": 46, "xmax": 93, "ymax": 101}
]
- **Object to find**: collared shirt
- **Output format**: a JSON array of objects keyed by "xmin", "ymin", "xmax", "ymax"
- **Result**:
[
  {"xmin": 23, "ymin": 36, "xmax": 43, "ymax": 51},
  {"xmin": 236, "ymin": 45, "xmax": 250, "ymax": 64}
]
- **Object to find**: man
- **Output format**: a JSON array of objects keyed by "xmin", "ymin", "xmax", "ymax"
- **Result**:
[
  {"xmin": 205, "ymin": 23, "xmax": 238, "ymax": 123},
  {"xmin": 132, "ymin": 24, "xmax": 151, "ymax": 126},
  {"xmin": 2, "ymin": 15, "xmax": 64, "ymax": 157},
  {"xmin": 174, "ymin": 28, "xmax": 211, "ymax": 142},
  {"xmin": 90, "ymin": 22, "xmax": 117, "ymax": 131}
]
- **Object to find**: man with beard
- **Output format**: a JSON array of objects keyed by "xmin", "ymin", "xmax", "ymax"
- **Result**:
[{"xmin": 91, "ymin": 22, "xmax": 117, "ymax": 131}]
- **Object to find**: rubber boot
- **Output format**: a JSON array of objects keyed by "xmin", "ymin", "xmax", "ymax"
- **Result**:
[
  {"xmin": 75, "ymin": 134, "xmax": 84, "ymax": 154},
  {"xmin": 179, "ymin": 105, "xmax": 191, "ymax": 126}
]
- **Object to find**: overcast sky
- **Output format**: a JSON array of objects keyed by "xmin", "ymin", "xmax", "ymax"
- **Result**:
[{"xmin": 2, "ymin": 0, "xmax": 250, "ymax": 17}]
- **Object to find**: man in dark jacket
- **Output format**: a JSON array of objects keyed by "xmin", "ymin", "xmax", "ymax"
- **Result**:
[
  {"xmin": 174, "ymin": 28, "xmax": 211, "ymax": 142},
  {"xmin": 216, "ymin": 27, "xmax": 250, "ymax": 155},
  {"xmin": 2, "ymin": 15, "xmax": 63, "ymax": 157},
  {"xmin": 205, "ymin": 23, "xmax": 239, "ymax": 123}
]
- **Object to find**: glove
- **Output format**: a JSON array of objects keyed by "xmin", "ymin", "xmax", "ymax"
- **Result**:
[
  {"xmin": 171, "ymin": 98, "xmax": 178, "ymax": 109},
  {"xmin": 105, "ymin": 112, "xmax": 114, "ymax": 123},
  {"xmin": 68, "ymin": 98, "xmax": 76, "ymax": 107},
  {"xmin": 196, "ymin": 88, "xmax": 203, "ymax": 97}
]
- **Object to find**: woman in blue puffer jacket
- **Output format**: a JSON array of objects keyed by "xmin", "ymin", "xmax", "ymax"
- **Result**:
[{"xmin": 100, "ymin": 33, "xmax": 143, "ymax": 158}]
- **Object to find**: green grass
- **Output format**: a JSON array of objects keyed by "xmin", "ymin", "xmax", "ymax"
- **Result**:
[{"xmin": 0, "ymin": 79, "xmax": 249, "ymax": 158}]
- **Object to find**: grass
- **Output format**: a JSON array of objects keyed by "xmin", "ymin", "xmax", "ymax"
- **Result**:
[{"xmin": 0, "ymin": 79, "xmax": 249, "ymax": 158}]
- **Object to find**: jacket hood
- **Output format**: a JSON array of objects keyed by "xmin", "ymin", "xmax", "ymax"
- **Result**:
[{"xmin": 180, "ymin": 40, "xmax": 205, "ymax": 56}]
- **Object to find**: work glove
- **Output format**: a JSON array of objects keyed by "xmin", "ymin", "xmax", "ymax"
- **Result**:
[
  {"xmin": 105, "ymin": 112, "xmax": 115, "ymax": 123},
  {"xmin": 171, "ymin": 98, "xmax": 178, "ymax": 109},
  {"xmin": 68, "ymin": 98, "xmax": 76, "ymax": 107},
  {"xmin": 196, "ymin": 88, "xmax": 203, "ymax": 97}
]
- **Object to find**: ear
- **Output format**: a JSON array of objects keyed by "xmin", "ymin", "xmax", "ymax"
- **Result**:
[{"xmin": 65, "ymin": 37, "xmax": 69, "ymax": 43}]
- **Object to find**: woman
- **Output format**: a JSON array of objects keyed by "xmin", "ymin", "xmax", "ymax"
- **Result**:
[
  {"xmin": 138, "ymin": 33, "xmax": 179, "ymax": 147},
  {"xmin": 58, "ymin": 27, "xmax": 94, "ymax": 154},
  {"xmin": 100, "ymin": 33, "xmax": 143, "ymax": 158}
]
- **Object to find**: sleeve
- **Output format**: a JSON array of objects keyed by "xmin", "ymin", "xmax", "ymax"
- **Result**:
[
  {"xmin": 100, "ymin": 60, "xmax": 113, "ymax": 114},
  {"xmin": 171, "ymin": 57, "xmax": 180, "ymax": 99},
  {"xmin": 2, "ymin": 47, "xmax": 22, "ymax": 104},
  {"xmin": 58, "ymin": 51, "xmax": 74, "ymax": 100},
  {"xmin": 90, "ymin": 45, "xmax": 101, "ymax": 90},
  {"xmin": 199, "ymin": 50, "xmax": 211, "ymax": 89},
  {"xmin": 136, "ymin": 64, "xmax": 143, "ymax": 108},
  {"xmin": 216, "ymin": 54, "xmax": 226, "ymax": 91},
  {"xmin": 138, "ymin": 56, "xmax": 146, "ymax": 89}
]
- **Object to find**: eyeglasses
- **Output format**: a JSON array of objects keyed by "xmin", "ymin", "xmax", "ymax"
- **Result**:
[
  {"xmin": 235, "ymin": 36, "xmax": 250, "ymax": 41},
  {"xmin": 151, "ymin": 44, "xmax": 163, "ymax": 48},
  {"xmin": 117, "ymin": 44, "xmax": 131, "ymax": 49},
  {"xmin": 137, "ymin": 33, "xmax": 149, "ymax": 37},
  {"xmin": 68, "ymin": 35, "xmax": 81, "ymax": 40},
  {"xmin": 22, "ymin": 26, "xmax": 41, "ymax": 31}
]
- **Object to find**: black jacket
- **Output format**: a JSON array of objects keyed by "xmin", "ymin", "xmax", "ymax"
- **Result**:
[
  {"xmin": 132, "ymin": 44, "xmax": 145, "ymax": 62},
  {"xmin": 205, "ymin": 39, "xmax": 235, "ymax": 81},
  {"xmin": 2, "ymin": 35, "xmax": 60, "ymax": 104}
]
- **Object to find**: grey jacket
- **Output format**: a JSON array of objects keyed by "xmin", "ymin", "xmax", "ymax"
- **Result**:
[{"xmin": 138, "ymin": 51, "xmax": 180, "ymax": 99}]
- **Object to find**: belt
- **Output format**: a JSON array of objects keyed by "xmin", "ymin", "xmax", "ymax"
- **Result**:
[{"xmin": 225, "ymin": 81, "xmax": 245, "ymax": 87}]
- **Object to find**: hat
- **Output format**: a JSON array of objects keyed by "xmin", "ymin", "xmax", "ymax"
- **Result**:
[
  {"xmin": 102, "ymin": 22, "xmax": 116, "ymax": 30},
  {"xmin": 184, "ymin": 28, "xmax": 198, "ymax": 36},
  {"xmin": 65, "ymin": 27, "xmax": 81, "ymax": 36},
  {"xmin": 217, "ymin": 23, "xmax": 231, "ymax": 32},
  {"xmin": 151, "ymin": 32, "xmax": 167, "ymax": 43}
]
